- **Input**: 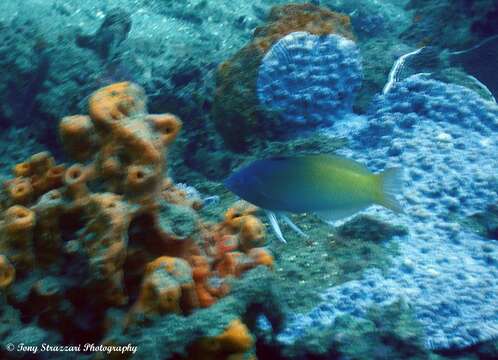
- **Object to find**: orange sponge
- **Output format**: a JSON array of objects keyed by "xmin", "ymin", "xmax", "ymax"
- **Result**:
[
  {"xmin": 124, "ymin": 164, "xmax": 159, "ymax": 201},
  {"xmin": 7, "ymin": 178, "xmax": 34, "ymax": 206},
  {"xmin": 4, "ymin": 205, "xmax": 36, "ymax": 233},
  {"xmin": 113, "ymin": 120, "xmax": 161, "ymax": 164},
  {"xmin": 64, "ymin": 164, "xmax": 91, "ymax": 200},
  {"xmin": 0, "ymin": 255, "xmax": 15, "ymax": 288},
  {"xmin": 135, "ymin": 269, "xmax": 182, "ymax": 315},
  {"xmin": 186, "ymin": 318, "xmax": 254, "ymax": 360},
  {"xmin": 147, "ymin": 113, "xmax": 182, "ymax": 146},
  {"xmin": 43, "ymin": 164, "xmax": 66, "ymax": 192},
  {"xmin": 128, "ymin": 256, "xmax": 198, "ymax": 324},
  {"xmin": 10, "ymin": 152, "xmax": 65, "ymax": 200},
  {"xmin": 248, "ymin": 247, "xmax": 274, "ymax": 269},
  {"xmin": 216, "ymin": 234, "xmax": 239, "ymax": 259},
  {"xmin": 59, "ymin": 115, "xmax": 96, "ymax": 161},
  {"xmin": 88, "ymin": 82, "xmax": 146, "ymax": 127},
  {"xmin": 191, "ymin": 255, "xmax": 211, "ymax": 282},
  {"xmin": 217, "ymin": 319, "xmax": 254, "ymax": 354},
  {"xmin": 191, "ymin": 255, "xmax": 223, "ymax": 308},
  {"xmin": 239, "ymin": 215, "xmax": 266, "ymax": 251},
  {"xmin": 1, "ymin": 205, "xmax": 36, "ymax": 272},
  {"xmin": 13, "ymin": 162, "xmax": 31, "ymax": 178},
  {"xmin": 223, "ymin": 201, "xmax": 259, "ymax": 231},
  {"xmin": 216, "ymin": 252, "xmax": 248, "ymax": 278},
  {"xmin": 29, "ymin": 152, "xmax": 55, "ymax": 177}
]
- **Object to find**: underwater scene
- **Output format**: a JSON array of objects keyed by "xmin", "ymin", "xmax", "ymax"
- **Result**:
[{"xmin": 0, "ymin": 0, "xmax": 497, "ymax": 359}]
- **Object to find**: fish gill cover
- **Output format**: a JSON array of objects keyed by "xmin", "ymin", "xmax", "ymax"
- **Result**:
[{"xmin": 0, "ymin": 1, "xmax": 497, "ymax": 360}]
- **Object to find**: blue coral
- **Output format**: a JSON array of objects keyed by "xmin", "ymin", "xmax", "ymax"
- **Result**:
[
  {"xmin": 357, "ymin": 74, "xmax": 498, "ymax": 148},
  {"xmin": 278, "ymin": 75, "xmax": 498, "ymax": 350},
  {"xmin": 257, "ymin": 31, "xmax": 362, "ymax": 128},
  {"xmin": 255, "ymin": 30, "xmax": 498, "ymax": 351},
  {"xmin": 369, "ymin": 74, "xmax": 498, "ymax": 132}
]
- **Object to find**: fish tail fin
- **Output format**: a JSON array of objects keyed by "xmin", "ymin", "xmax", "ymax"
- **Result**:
[{"xmin": 376, "ymin": 167, "xmax": 404, "ymax": 213}]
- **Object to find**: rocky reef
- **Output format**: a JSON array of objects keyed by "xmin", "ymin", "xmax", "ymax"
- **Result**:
[
  {"xmin": 277, "ymin": 73, "xmax": 498, "ymax": 351},
  {"xmin": 0, "ymin": 82, "xmax": 276, "ymax": 359},
  {"xmin": 210, "ymin": 2, "xmax": 498, "ymax": 353},
  {"xmin": 1, "ymin": 1, "xmax": 497, "ymax": 359},
  {"xmin": 400, "ymin": 0, "xmax": 498, "ymax": 49},
  {"xmin": 1, "ymin": 0, "xmax": 495, "ymax": 181}
]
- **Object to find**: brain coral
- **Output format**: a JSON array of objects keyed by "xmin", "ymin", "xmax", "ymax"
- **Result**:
[{"xmin": 257, "ymin": 31, "xmax": 362, "ymax": 129}]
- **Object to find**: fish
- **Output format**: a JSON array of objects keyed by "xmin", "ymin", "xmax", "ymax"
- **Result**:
[{"xmin": 224, "ymin": 154, "xmax": 403, "ymax": 243}]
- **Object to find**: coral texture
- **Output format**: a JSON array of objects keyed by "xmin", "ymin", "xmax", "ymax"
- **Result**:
[
  {"xmin": 257, "ymin": 31, "xmax": 362, "ymax": 128},
  {"xmin": 212, "ymin": 3, "xmax": 354, "ymax": 151},
  {"xmin": 278, "ymin": 75, "xmax": 498, "ymax": 350}
]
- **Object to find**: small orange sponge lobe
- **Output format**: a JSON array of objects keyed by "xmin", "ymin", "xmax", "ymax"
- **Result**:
[{"xmin": 88, "ymin": 82, "xmax": 146, "ymax": 127}]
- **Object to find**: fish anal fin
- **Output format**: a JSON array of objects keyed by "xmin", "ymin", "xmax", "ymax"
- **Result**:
[{"xmin": 316, "ymin": 205, "xmax": 367, "ymax": 225}]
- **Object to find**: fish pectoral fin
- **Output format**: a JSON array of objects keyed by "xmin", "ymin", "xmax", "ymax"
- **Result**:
[
  {"xmin": 316, "ymin": 206, "xmax": 367, "ymax": 225},
  {"xmin": 279, "ymin": 213, "xmax": 308, "ymax": 238},
  {"xmin": 266, "ymin": 210, "xmax": 287, "ymax": 243}
]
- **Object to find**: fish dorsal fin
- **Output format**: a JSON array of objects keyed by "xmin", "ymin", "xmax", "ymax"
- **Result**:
[{"xmin": 266, "ymin": 156, "xmax": 290, "ymax": 161}]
